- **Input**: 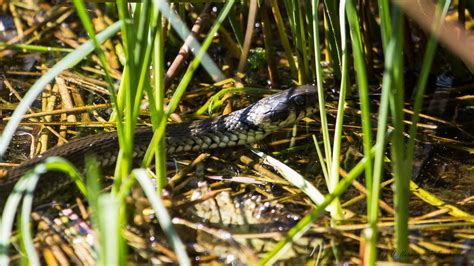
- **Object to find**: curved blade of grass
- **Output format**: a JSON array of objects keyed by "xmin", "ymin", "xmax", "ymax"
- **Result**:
[
  {"xmin": 0, "ymin": 21, "xmax": 122, "ymax": 158},
  {"xmin": 0, "ymin": 157, "xmax": 86, "ymax": 265},
  {"xmin": 0, "ymin": 171, "xmax": 41, "ymax": 265},
  {"xmin": 253, "ymin": 150, "xmax": 326, "ymax": 206},
  {"xmin": 133, "ymin": 169, "xmax": 190, "ymax": 266},
  {"xmin": 19, "ymin": 175, "xmax": 41, "ymax": 265},
  {"xmin": 258, "ymin": 149, "xmax": 375, "ymax": 265},
  {"xmin": 0, "ymin": 171, "xmax": 32, "ymax": 265}
]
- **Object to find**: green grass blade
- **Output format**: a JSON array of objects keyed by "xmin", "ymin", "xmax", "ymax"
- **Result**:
[
  {"xmin": 151, "ymin": 10, "xmax": 167, "ymax": 191},
  {"xmin": 377, "ymin": 0, "xmax": 392, "ymax": 50},
  {"xmin": 368, "ymin": 40, "xmax": 397, "ymax": 265},
  {"xmin": 0, "ymin": 42, "xmax": 73, "ymax": 52},
  {"xmin": 345, "ymin": 0, "xmax": 373, "ymax": 193},
  {"xmin": 385, "ymin": 6, "xmax": 408, "ymax": 260},
  {"xmin": 326, "ymin": 0, "xmax": 350, "ymax": 221},
  {"xmin": 311, "ymin": 0, "xmax": 332, "ymax": 176},
  {"xmin": 97, "ymin": 194, "xmax": 121, "ymax": 265},
  {"xmin": 19, "ymin": 177, "xmax": 41, "ymax": 265},
  {"xmin": 0, "ymin": 157, "xmax": 86, "ymax": 265},
  {"xmin": 84, "ymin": 156, "xmax": 102, "ymax": 258},
  {"xmin": 0, "ymin": 172, "xmax": 40, "ymax": 265},
  {"xmin": 368, "ymin": 4, "xmax": 406, "ymax": 263}
]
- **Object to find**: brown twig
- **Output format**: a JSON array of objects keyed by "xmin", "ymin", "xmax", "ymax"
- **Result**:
[{"xmin": 164, "ymin": 4, "xmax": 211, "ymax": 89}]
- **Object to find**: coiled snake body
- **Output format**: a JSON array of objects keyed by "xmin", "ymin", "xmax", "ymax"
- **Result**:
[{"xmin": 0, "ymin": 85, "xmax": 317, "ymax": 209}]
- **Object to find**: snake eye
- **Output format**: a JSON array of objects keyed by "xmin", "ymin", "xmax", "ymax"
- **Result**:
[
  {"xmin": 271, "ymin": 103, "xmax": 290, "ymax": 122},
  {"xmin": 291, "ymin": 95, "xmax": 305, "ymax": 106}
]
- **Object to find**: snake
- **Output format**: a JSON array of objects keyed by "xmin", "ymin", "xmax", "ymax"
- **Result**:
[{"xmin": 0, "ymin": 85, "xmax": 317, "ymax": 209}]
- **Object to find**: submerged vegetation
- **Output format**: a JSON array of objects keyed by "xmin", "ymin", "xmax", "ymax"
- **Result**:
[{"xmin": 0, "ymin": 0, "xmax": 473, "ymax": 264}]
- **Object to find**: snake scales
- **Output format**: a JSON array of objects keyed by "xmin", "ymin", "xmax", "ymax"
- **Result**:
[{"xmin": 0, "ymin": 85, "xmax": 317, "ymax": 209}]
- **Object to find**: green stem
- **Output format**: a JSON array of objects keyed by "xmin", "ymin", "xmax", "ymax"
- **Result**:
[
  {"xmin": 311, "ymin": 0, "xmax": 332, "ymax": 176},
  {"xmin": 387, "ymin": 7, "xmax": 409, "ymax": 261},
  {"xmin": 345, "ymin": 0, "xmax": 373, "ymax": 219}
]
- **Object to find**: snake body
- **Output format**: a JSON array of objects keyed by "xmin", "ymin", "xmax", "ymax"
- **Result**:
[{"xmin": 0, "ymin": 85, "xmax": 317, "ymax": 208}]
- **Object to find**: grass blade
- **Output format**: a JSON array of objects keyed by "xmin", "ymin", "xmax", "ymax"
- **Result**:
[
  {"xmin": 311, "ymin": 0, "xmax": 332, "ymax": 176},
  {"xmin": 0, "ymin": 157, "xmax": 86, "ymax": 265}
]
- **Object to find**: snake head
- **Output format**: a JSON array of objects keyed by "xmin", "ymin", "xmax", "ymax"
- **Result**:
[{"xmin": 244, "ymin": 85, "xmax": 318, "ymax": 131}]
